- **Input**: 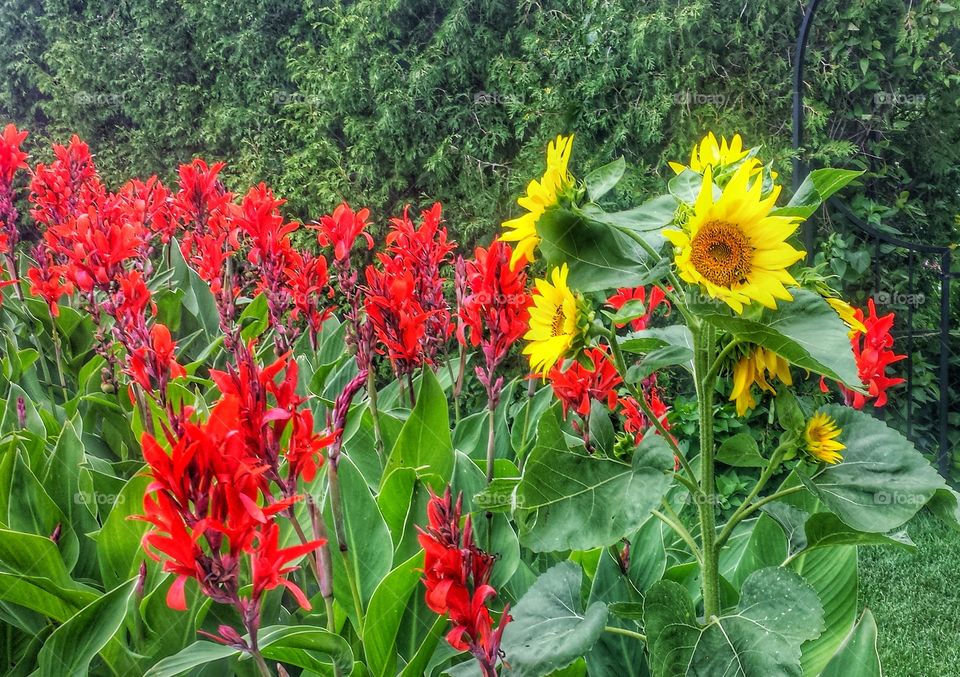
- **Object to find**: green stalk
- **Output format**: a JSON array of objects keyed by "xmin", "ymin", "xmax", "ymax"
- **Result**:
[
  {"xmin": 366, "ymin": 368, "xmax": 385, "ymax": 462},
  {"xmin": 715, "ymin": 442, "xmax": 789, "ymax": 550},
  {"xmin": 695, "ymin": 324, "xmax": 720, "ymax": 619},
  {"xmin": 604, "ymin": 626, "xmax": 647, "ymax": 643}
]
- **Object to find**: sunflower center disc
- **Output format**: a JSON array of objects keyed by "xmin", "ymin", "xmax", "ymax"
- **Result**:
[
  {"xmin": 690, "ymin": 220, "xmax": 753, "ymax": 288},
  {"xmin": 551, "ymin": 306, "xmax": 567, "ymax": 336}
]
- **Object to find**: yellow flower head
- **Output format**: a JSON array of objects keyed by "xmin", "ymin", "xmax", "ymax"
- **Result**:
[
  {"xmin": 728, "ymin": 346, "xmax": 793, "ymax": 416},
  {"xmin": 663, "ymin": 163, "xmax": 806, "ymax": 313},
  {"xmin": 804, "ymin": 412, "xmax": 845, "ymax": 464},
  {"xmin": 669, "ymin": 132, "xmax": 749, "ymax": 175},
  {"xmin": 501, "ymin": 134, "xmax": 575, "ymax": 268},
  {"xmin": 825, "ymin": 297, "xmax": 867, "ymax": 336},
  {"xmin": 523, "ymin": 263, "xmax": 582, "ymax": 377}
]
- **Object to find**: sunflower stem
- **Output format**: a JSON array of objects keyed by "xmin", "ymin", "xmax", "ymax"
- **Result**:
[{"xmin": 695, "ymin": 324, "xmax": 720, "ymax": 619}]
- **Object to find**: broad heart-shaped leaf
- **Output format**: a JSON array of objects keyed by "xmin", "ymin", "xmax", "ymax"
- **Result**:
[
  {"xmin": 515, "ymin": 409, "xmax": 674, "ymax": 552},
  {"xmin": 537, "ymin": 206, "xmax": 666, "ymax": 293},
  {"xmin": 384, "ymin": 367, "xmax": 454, "ymax": 484},
  {"xmin": 256, "ymin": 625, "xmax": 354, "ymax": 674},
  {"xmin": 715, "ymin": 433, "xmax": 766, "ymax": 468},
  {"xmin": 37, "ymin": 578, "xmax": 136, "ymax": 677},
  {"xmin": 819, "ymin": 609, "xmax": 882, "ymax": 677},
  {"xmin": 498, "ymin": 561, "xmax": 608, "ymax": 677},
  {"xmin": 363, "ymin": 551, "xmax": 424, "ymax": 677},
  {"xmin": 584, "ymin": 156, "xmax": 626, "ymax": 202},
  {"xmin": 773, "ymin": 169, "xmax": 864, "ymax": 219},
  {"xmin": 801, "ymin": 404, "xmax": 947, "ymax": 532},
  {"xmin": 648, "ymin": 567, "xmax": 825, "ymax": 677},
  {"xmin": 586, "ymin": 549, "xmax": 647, "ymax": 677},
  {"xmin": 695, "ymin": 288, "xmax": 861, "ymax": 387}
]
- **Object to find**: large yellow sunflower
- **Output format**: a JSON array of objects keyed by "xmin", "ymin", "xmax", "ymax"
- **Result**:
[
  {"xmin": 523, "ymin": 263, "xmax": 581, "ymax": 377},
  {"xmin": 804, "ymin": 412, "xmax": 845, "ymax": 464},
  {"xmin": 728, "ymin": 346, "xmax": 792, "ymax": 416},
  {"xmin": 663, "ymin": 162, "xmax": 805, "ymax": 313},
  {"xmin": 669, "ymin": 132, "xmax": 749, "ymax": 175},
  {"xmin": 501, "ymin": 134, "xmax": 574, "ymax": 268}
]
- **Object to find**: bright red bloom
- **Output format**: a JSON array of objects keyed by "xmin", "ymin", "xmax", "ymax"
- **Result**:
[
  {"xmin": 619, "ymin": 378, "xmax": 671, "ymax": 444},
  {"xmin": 284, "ymin": 249, "xmax": 332, "ymax": 347},
  {"xmin": 364, "ymin": 265, "xmax": 432, "ymax": 376},
  {"xmin": 44, "ymin": 192, "xmax": 148, "ymax": 293},
  {"xmin": 251, "ymin": 521, "xmax": 324, "ymax": 610},
  {"xmin": 172, "ymin": 159, "xmax": 232, "ymax": 235},
  {"xmin": 0, "ymin": 124, "xmax": 28, "ymax": 184},
  {"xmin": 29, "ymin": 135, "xmax": 102, "ymax": 228},
  {"xmin": 26, "ymin": 245, "xmax": 73, "ymax": 317},
  {"xmin": 549, "ymin": 347, "xmax": 623, "ymax": 419},
  {"xmin": 0, "ymin": 123, "xmax": 28, "ymax": 255},
  {"xmin": 379, "ymin": 203, "xmax": 455, "ymax": 363},
  {"xmin": 314, "ymin": 202, "xmax": 373, "ymax": 264},
  {"xmin": 117, "ymin": 176, "xmax": 173, "ymax": 241},
  {"xmin": 821, "ymin": 299, "xmax": 905, "ymax": 408},
  {"xmin": 127, "ymin": 323, "xmax": 186, "ymax": 392},
  {"xmin": 418, "ymin": 488, "xmax": 510, "ymax": 674},
  {"xmin": 607, "ymin": 285, "xmax": 670, "ymax": 331}
]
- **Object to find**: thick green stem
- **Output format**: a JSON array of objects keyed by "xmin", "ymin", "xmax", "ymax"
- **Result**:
[
  {"xmin": 366, "ymin": 369, "xmax": 385, "ymax": 462},
  {"xmin": 695, "ymin": 325, "xmax": 720, "ymax": 619},
  {"xmin": 485, "ymin": 405, "xmax": 496, "ymax": 484}
]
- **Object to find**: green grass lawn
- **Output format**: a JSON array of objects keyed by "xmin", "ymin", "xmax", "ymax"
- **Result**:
[{"xmin": 858, "ymin": 510, "xmax": 960, "ymax": 674}]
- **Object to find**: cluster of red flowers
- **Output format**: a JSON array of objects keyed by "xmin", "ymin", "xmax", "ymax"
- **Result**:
[
  {"xmin": 822, "ymin": 299, "xmax": 905, "ymax": 408},
  {"xmin": 0, "ymin": 123, "xmax": 28, "ymax": 260},
  {"xmin": 419, "ymin": 488, "xmax": 510, "ymax": 677},
  {"xmin": 138, "ymin": 344, "xmax": 330, "ymax": 647},
  {"xmin": 457, "ymin": 240, "xmax": 529, "ymax": 408},
  {"xmin": 546, "ymin": 287, "xmax": 673, "ymax": 447},
  {"xmin": 365, "ymin": 203, "xmax": 454, "ymax": 378}
]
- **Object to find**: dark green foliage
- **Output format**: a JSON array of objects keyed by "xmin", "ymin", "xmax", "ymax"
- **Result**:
[{"xmin": 1, "ymin": 0, "xmax": 956, "ymax": 245}]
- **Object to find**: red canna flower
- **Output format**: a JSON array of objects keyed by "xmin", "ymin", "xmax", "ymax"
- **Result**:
[
  {"xmin": 172, "ymin": 159, "xmax": 232, "ymax": 235},
  {"xmin": 250, "ymin": 521, "xmax": 324, "ymax": 610},
  {"xmin": 821, "ymin": 299, "xmax": 905, "ymax": 408},
  {"xmin": 26, "ymin": 245, "xmax": 73, "ymax": 317},
  {"xmin": 0, "ymin": 123, "xmax": 28, "ymax": 184},
  {"xmin": 0, "ymin": 124, "xmax": 28, "ymax": 255},
  {"xmin": 549, "ymin": 346, "xmax": 622, "ymax": 419},
  {"xmin": 379, "ymin": 202, "xmax": 455, "ymax": 363},
  {"xmin": 127, "ymin": 323, "xmax": 186, "ymax": 393},
  {"xmin": 284, "ymin": 249, "xmax": 332, "ymax": 348},
  {"xmin": 619, "ymin": 377, "xmax": 671, "ymax": 445},
  {"xmin": 29, "ymin": 135, "xmax": 102, "ymax": 229},
  {"xmin": 418, "ymin": 488, "xmax": 510, "ymax": 676},
  {"xmin": 457, "ymin": 240, "xmax": 530, "ymax": 406},
  {"xmin": 314, "ymin": 202, "xmax": 373, "ymax": 265},
  {"xmin": 364, "ymin": 264, "xmax": 433, "ymax": 378},
  {"xmin": 606, "ymin": 285, "xmax": 670, "ymax": 331}
]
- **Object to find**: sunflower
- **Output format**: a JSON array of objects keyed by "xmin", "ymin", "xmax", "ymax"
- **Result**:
[
  {"xmin": 825, "ymin": 297, "xmax": 867, "ymax": 335},
  {"xmin": 669, "ymin": 132, "xmax": 749, "ymax": 175},
  {"xmin": 501, "ymin": 134, "xmax": 575, "ymax": 268},
  {"xmin": 728, "ymin": 346, "xmax": 792, "ymax": 416},
  {"xmin": 663, "ymin": 163, "xmax": 805, "ymax": 313},
  {"xmin": 804, "ymin": 412, "xmax": 845, "ymax": 464},
  {"xmin": 523, "ymin": 263, "xmax": 582, "ymax": 377}
]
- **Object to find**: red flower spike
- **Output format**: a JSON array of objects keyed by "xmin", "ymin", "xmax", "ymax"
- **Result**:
[
  {"xmin": 250, "ymin": 522, "xmax": 324, "ymax": 609},
  {"xmin": 823, "ymin": 299, "xmax": 905, "ymax": 408},
  {"xmin": 418, "ymin": 488, "xmax": 510, "ymax": 675},
  {"xmin": 314, "ymin": 202, "xmax": 373, "ymax": 264},
  {"xmin": 29, "ymin": 135, "xmax": 103, "ymax": 228},
  {"xmin": 0, "ymin": 124, "xmax": 28, "ymax": 184}
]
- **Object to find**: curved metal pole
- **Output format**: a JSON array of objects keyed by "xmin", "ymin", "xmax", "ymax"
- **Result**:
[{"xmin": 792, "ymin": 0, "xmax": 822, "ymax": 260}]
